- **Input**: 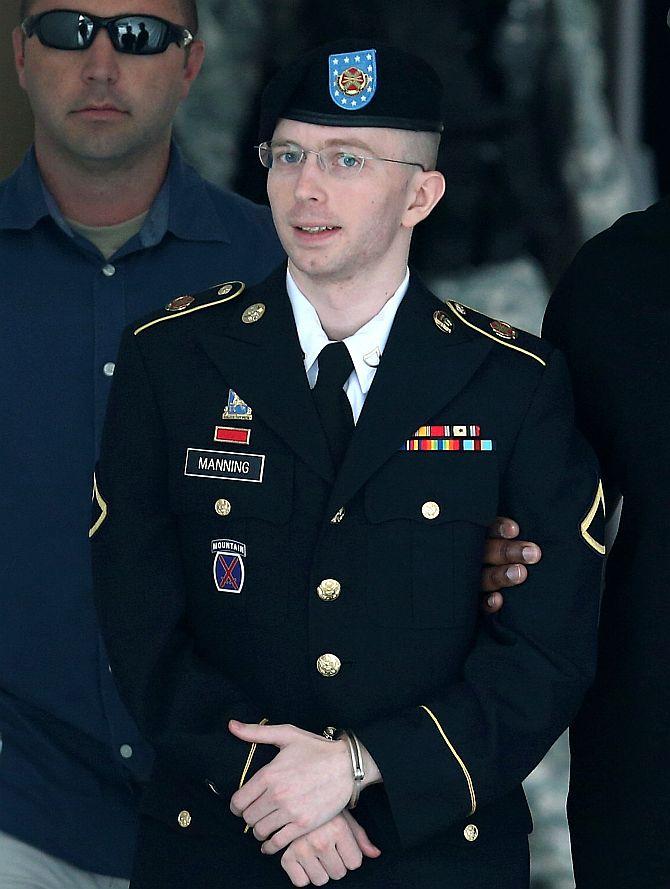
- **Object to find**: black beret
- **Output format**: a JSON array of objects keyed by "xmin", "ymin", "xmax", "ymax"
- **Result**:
[{"xmin": 259, "ymin": 40, "xmax": 444, "ymax": 142}]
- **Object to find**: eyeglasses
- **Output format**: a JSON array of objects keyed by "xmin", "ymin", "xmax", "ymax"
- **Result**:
[
  {"xmin": 21, "ymin": 9, "xmax": 193, "ymax": 55},
  {"xmin": 257, "ymin": 141, "xmax": 427, "ymax": 179}
]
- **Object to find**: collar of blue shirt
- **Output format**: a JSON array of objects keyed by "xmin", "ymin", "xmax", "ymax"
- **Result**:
[{"xmin": 0, "ymin": 142, "xmax": 231, "ymax": 250}]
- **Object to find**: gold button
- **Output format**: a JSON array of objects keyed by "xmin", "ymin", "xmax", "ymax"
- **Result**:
[
  {"xmin": 166, "ymin": 294, "xmax": 194, "ymax": 312},
  {"xmin": 242, "ymin": 303, "xmax": 266, "ymax": 324},
  {"xmin": 330, "ymin": 507, "xmax": 346, "ymax": 524},
  {"xmin": 214, "ymin": 498, "xmax": 231, "ymax": 516},
  {"xmin": 316, "ymin": 653, "xmax": 341, "ymax": 677},
  {"xmin": 317, "ymin": 579, "xmax": 341, "ymax": 602},
  {"xmin": 453, "ymin": 302, "xmax": 467, "ymax": 316},
  {"xmin": 464, "ymin": 824, "xmax": 479, "ymax": 843},
  {"xmin": 421, "ymin": 501, "xmax": 440, "ymax": 520},
  {"xmin": 178, "ymin": 810, "xmax": 192, "ymax": 828},
  {"xmin": 433, "ymin": 310, "xmax": 453, "ymax": 334},
  {"xmin": 218, "ymin": 283, "xmax": 233, "ymax": 296}
]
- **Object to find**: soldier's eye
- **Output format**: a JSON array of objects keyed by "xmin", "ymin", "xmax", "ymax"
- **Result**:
[
  {"xmin": 335, "ymin": 153, "xmax": 362, "ymax": 169},
  {"xmin": 276, "ymin": 148, "xmax": 303, "ymax": 165}
]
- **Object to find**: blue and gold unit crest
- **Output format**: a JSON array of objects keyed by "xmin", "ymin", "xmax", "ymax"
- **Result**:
[
  {"xmin": 222, "ymin": 388, "xmax": 253, "ymax": 421},
  {"xmin": 329, "ymin": 49, "xmax": 376, "ymax": 110}
]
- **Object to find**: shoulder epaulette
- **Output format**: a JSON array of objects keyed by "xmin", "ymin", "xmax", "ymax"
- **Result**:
[
  {"xmin": 444, "ymin": 300, "xmax": 548, "ymax": 367},
  {"xmin": 133, "ymin": 281, "xmax": 245, "ymax": 336}
]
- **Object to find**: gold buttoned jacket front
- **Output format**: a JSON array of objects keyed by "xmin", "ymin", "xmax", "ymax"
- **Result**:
[{"xmin": 92, "ymin": 266, "xmax": 604, "ymax": 888}]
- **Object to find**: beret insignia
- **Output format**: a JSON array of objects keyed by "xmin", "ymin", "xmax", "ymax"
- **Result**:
[{"xmin": 329, "ymin": 49, "xmax": 377, "ymax": 111}]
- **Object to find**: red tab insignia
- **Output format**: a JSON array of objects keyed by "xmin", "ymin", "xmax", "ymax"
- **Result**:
[{"xmin": 214, "ymin": 426, "xmax": 251, "ymax": 445}]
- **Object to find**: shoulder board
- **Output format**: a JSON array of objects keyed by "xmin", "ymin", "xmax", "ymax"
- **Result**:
[
  {"xmin": 444, "ymin": 300, "xmax": 548, "ymax": 367},
  {"xmin": 133, "ymin": 281, "xmax": 245, "ymax": 336}
]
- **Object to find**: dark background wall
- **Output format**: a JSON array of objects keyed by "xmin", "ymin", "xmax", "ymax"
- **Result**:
[{"xmin": 0, "ymin": 0, "xmax": 33, "ymax": 180}]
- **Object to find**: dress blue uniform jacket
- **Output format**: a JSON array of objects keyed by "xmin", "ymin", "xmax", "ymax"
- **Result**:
[
  {"xmin": 0, "ymin": 145, "xmax": 283, "ymax": 877},
  {"xmin": 92, "ymin": 268, "xmax": 605, "ymax": 888}
]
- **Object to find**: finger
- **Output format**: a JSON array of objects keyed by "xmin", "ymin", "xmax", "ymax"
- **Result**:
[
  {"xmin": 228, "ymin": 720, "xmax": 293, "ymax": 746},
  {"xmin": 253, "ymin": 809, "xmax": 285, "ymax": 841},
  {"xmin": 483, "ymin": 537, "xmax": 542, "ymax": 567},
  {"xmin": 262, "ymin": 822, "xmax": 308, "ymax": 856},
  {"xmin": 334, "ymin": 832, "xmax": 364, "ymax": 870},
  {"xmin": 481, "ymin": 562, "xmax": 528, "ymax": 593},
  {"xmin": 317, "ymin": 846, "xmax": 347, "ymax": 881},
  {"xmin": 481, "ymin": 591, "xmax": 504, "ymax": 614},
  {"xmin": 487, "ymin": 516, "xmax": 519, "ymax": 539},
  {"xmin": 230, "ymin": 778, "xmax": 267, "ymax": 817},
  {"xmin": 241, "ymin": 791, "xmax": 280, "ymax": 830},
  {"xmin": 300, "ymin": 856, "xmax": 330, "ymax": 886},
  {"xmin": 344, "ymin": 812, "xmax": 381, "ymax": 858},
  {"xmin": 281, "ymin": 855, "xmax": 311, "ymax": 889}
]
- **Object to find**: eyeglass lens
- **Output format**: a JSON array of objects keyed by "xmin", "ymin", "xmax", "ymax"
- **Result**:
[
  {"xmin": 33, "ymin": 11, "xmax": 178, "ymax": 55},
  {"xmin": 259, "ymin": 143, "xmax": 366, "ymax": 177}
]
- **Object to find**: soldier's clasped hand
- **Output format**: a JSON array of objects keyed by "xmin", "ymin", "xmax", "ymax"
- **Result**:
[{"xmin": 229, "ymin": 722, "xmax": 380, "ymax": 854}]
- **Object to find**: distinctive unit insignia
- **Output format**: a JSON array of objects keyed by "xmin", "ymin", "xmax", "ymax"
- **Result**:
[
  {"xmin": 490, "ymin": 320, "xmax": 516, "ymax": 340},
  {"xmin": 166, "ymin": 294, "xmax": 194, "ymax": 312},
  {"xmin": 222, "ymin": 389, "xmax": 253, "ymax": 421}
]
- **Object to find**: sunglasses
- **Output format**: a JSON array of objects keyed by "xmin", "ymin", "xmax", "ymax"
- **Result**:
[{"xmin": 21, "ymin": 9, "xmax": 193, "ymax": 55}]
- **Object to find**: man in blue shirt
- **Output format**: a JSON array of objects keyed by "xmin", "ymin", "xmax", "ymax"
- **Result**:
[{"xmin": 0, "ymin": 1, "xmax": 283, "ymax": 886}]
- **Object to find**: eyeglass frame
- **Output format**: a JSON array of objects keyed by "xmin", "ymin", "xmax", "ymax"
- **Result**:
[
  {"xmin": 257, "ymin": 140, "xmax": 428, "ymax": 177},
  {"xmin": 21, "ymin": 9, "xmax": 194, "ymax": 54}
]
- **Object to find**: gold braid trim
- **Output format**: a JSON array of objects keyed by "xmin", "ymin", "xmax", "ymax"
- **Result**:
[
  {"xmin": 446, "ymin": 301, "xmax": 547, "ymax": 367},
  {"xmin": 581, "ymin": 478, "xmax": 606, "ymax": 555},
  {"xmin": 134, "ymin": 283, "xmax": 245, "ymax": 336},
  {"xmin": 89, "ymin": 473, "xmax": 108, "ymax": 538},
  {"xmin": 420, "ymin": 705, "xmax": 476, "ymax": 816},
  {"xmin": 241, "ymin": 718, "xmax": 269, "ymax": 834}
]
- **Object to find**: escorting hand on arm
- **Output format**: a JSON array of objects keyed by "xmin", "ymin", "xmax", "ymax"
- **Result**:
[{"xmin": 480, "ymin": 517, "xmax": 542, "ymax": 613}]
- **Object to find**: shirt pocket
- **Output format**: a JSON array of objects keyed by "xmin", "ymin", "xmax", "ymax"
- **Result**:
[
  {"xmin": 364, "ymin": 453, "xmax": 498, "ymax": 628},
  {"xmin": 169, "ymin": 447, "xmax": 294, "ymax": 626}
]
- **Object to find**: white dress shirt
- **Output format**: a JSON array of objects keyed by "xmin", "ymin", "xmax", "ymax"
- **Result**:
[{"xmin": 286, "ymin": 267, "xmax": 410, "ymax": 423}]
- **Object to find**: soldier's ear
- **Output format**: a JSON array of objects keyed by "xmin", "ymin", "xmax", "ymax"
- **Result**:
[{"xmin": 402, "ymin": 170, "xmax": 446, "ymax": 230}]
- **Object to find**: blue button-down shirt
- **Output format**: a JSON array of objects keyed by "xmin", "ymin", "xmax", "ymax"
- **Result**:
[{"xmin": 0, "ymin": 145, "xmax": 283, "ymax": 877}]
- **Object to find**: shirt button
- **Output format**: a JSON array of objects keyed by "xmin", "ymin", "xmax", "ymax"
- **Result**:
[
  {"xmin": 103, "ymin": 362, "xmax": 115, "ymax": 377},
  {"xmin": 317, "ymin": 579, "xmax": 341, "ymax": 602},
  {"xmin": 119, "ymin": 744, "xmax": 133, "ymax": 759},
  {"xmin": 316, "ymin": 653, "xmax": 341, "ymax": 677},
  {"xmin": 102, "ymin": 263, "xmax": 116, "ymax": 277},
  {"xmin": 177, "ymin": 810, "xmax": 192, "ymax": 828}
]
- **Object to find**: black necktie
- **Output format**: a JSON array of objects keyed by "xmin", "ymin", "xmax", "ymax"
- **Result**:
[{"xmin": 312, "ymin": 342, "xmax": 355, "ymax": 468}]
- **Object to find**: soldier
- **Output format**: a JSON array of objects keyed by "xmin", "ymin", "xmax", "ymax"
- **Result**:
[{"xmin": 92, "ymin": 42, "xmax": 605, "ymax": 888}]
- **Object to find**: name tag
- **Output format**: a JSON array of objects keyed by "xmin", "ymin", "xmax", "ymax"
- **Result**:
[{"xmin": 184, "ymin": 448, "xmax": 265, "ymax": 483}]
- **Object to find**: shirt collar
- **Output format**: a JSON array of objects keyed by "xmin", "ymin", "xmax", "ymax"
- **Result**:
[
  {"xmin": 0, "ymin": 142, "xmax": 231, "ymax": 248},
  {"xmin": 286, "ymin": 266, "xmax": 410, "ymax": 394},
  {"xmin": 0, "ymin": 146, "xmax": 50, "ymax": 231}
]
